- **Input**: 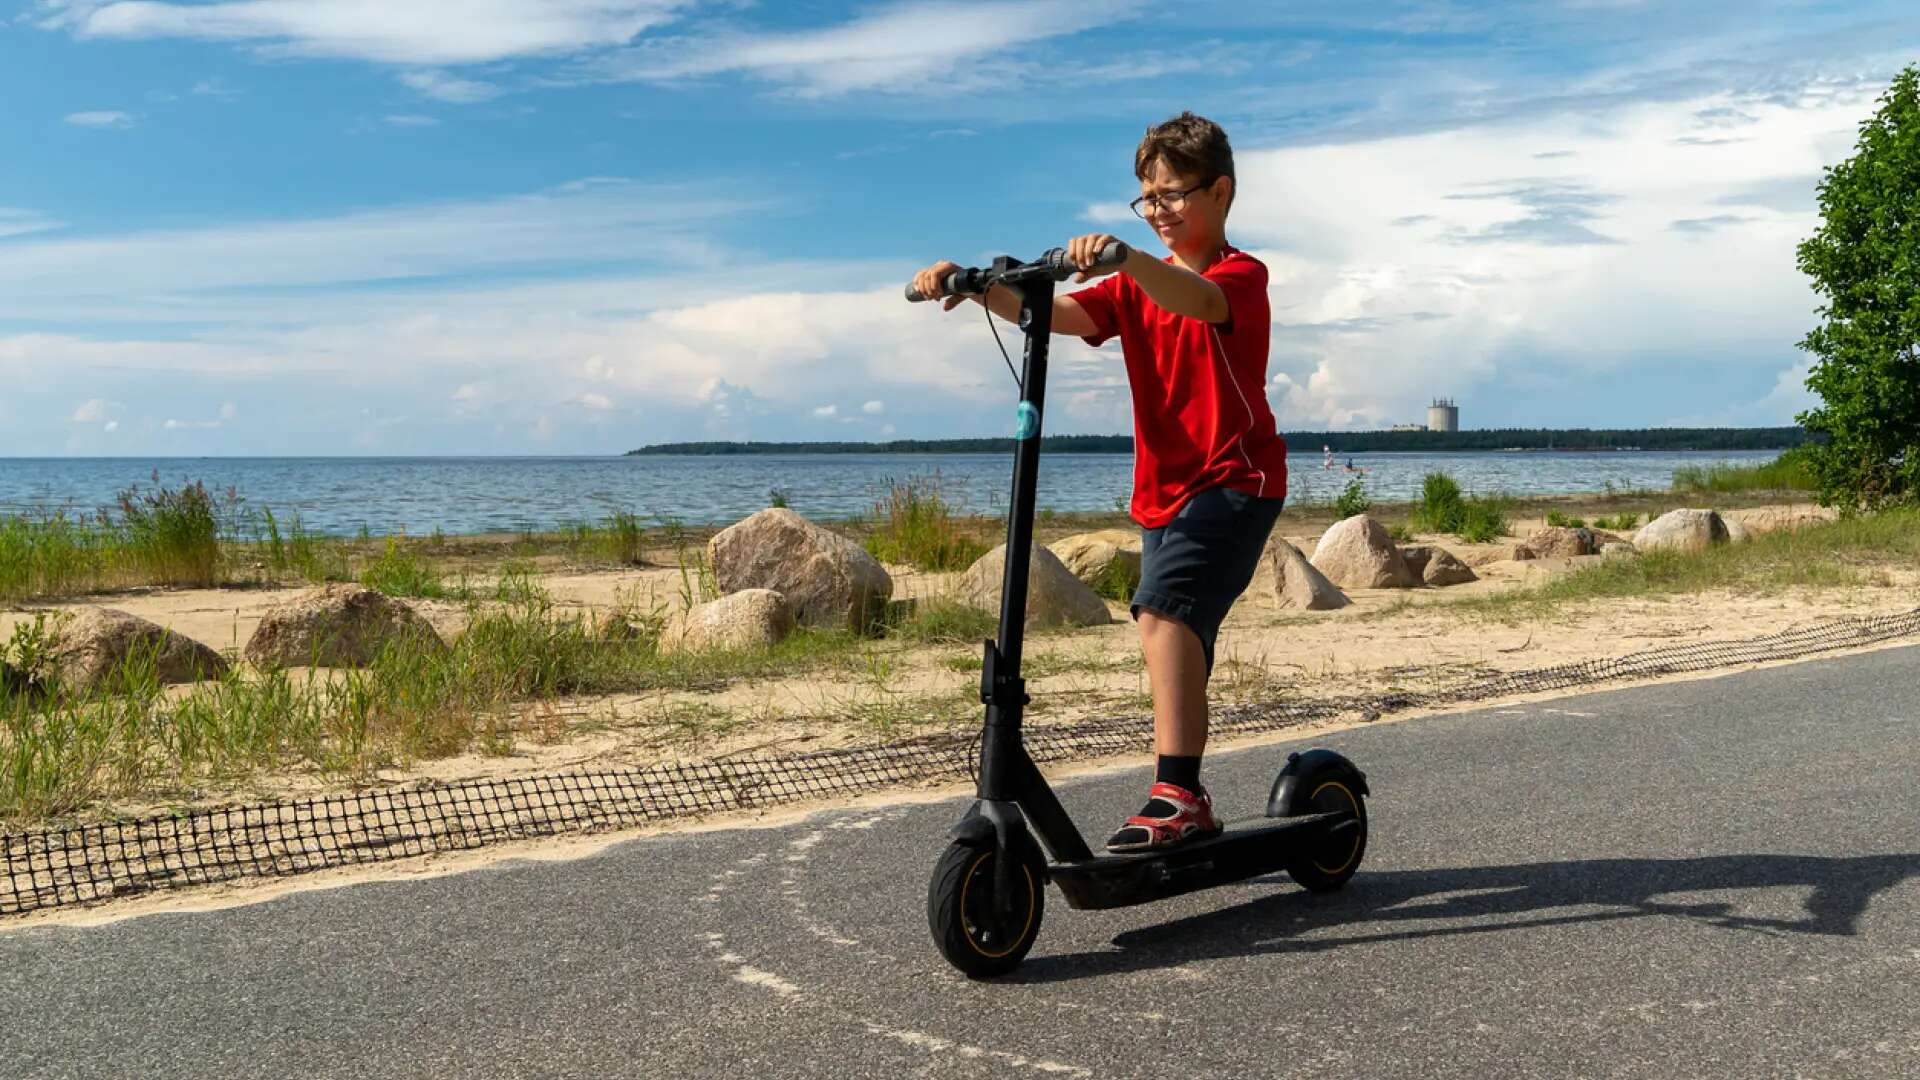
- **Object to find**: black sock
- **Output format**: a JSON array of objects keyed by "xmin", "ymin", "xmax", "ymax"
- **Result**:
[
  {"xmin": 1134, "ymin": 755, "xmax": 1202, "ymax": 818},
  {"xmin": 1155, "ymin": 754, "xmax": 1201, "ymax": 795}
]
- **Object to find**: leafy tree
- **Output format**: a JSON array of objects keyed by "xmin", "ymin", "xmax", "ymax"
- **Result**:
[{"xmin": 1796, "ymin": 66, "xmax": 1920, "ymax": 510}]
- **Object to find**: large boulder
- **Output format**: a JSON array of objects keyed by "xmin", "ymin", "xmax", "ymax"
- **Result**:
[
  {"xmin": 659, "ymin": 589, "xmax": 793, "ymax": 654},
  {"xmin": 244, "ymin": 585, "xmax": 447, "ymax": 668},
  {"xmin": 1265, "ymin": 538, "xmax": 1349, "ymax": 610},
  {"xmin": 1047, "ymin": 529, "xmax": 1142, "ymax": 596},
  {"xmin": 1398, "ymin": 544, "xmax": 1433, "ymax": 578},
  {"xmin": 1310, "ymin": 515, "xmax": 1417, "ymax": 589},
  {"xmin": 1402, "ymin": 544, "xmax": 1478, "ymax": 586},
  {"xmin": 957, "ymin": 544, "xmax": 1113, "ymax": 628},
  {"xmin": 49, "ymin": 608, "xmax": 229, "ymax": 692},
  {"xmin": 1632, "ymin": 509, "xmax": 1730, "ymax": 554},
  {"xmin": 708, "ymin": 508, "xmax": 893, "ymax": 632},
  {"xmin": 1513, "ymin": 526, "xmax": 1598, "ymax": 560}
]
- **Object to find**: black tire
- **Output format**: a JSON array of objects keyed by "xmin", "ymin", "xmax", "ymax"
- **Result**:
[
  {"xmin": 927, "ymin": 838, "xmax": 1045, "ymax": 978},
  {"xmin": 1284, "ymin": 770, "xmax": 1368, "ymax": 893}
]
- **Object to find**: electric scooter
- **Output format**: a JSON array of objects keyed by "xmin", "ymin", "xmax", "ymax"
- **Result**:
[{"xmin": 905, "ymin": 242, "xmax": 1371, "ymax": 978}]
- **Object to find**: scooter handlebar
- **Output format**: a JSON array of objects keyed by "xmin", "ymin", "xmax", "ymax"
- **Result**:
[{"xmin": 904, "ymin": 241, "xmax": 1130, "ymax": 302}]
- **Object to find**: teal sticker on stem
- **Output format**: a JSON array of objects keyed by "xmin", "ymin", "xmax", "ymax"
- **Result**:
[{"xmin": 1014, "ymin": 400, "xmax": 1040, "ymax": 440}]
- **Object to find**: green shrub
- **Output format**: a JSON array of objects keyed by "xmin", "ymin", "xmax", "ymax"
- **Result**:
[
  {"xmin": 1089, "ymin": 557, "xmax": 1141, "ymax": 601},
  {"xmin": 1545, "ymin": 510, "xmax": 1588, "ymax": 528},
  {"xmin": 1411, "ymin": 473, "xmax": 1464, "ymax": 532},
  {"xmin": 1594, "ymin": 512, "xmax": 1640, "ymax": 530},
  {"xmin": 113, "ymin": 475, "xmax": 224, "ymax": 587},
  {"xmin": 1409, "ymin": 472, "xmax": 1510, "ymax": 542},
  {"xmin": 1672, "ymin": 447, "xmax": 1821, "ymax": 493},
  {"xmin": 1333, "ymin": 476, "xmax": 1372, "ymax": 518},
  {"xmin": 863, "ymin": 475, "xmax": 990, "ymax": 571},
  {"xmin": 359, "ymin": 536, "xmax": 446, "ymax": 598},
  {"xmin": 1455, "ymin": 500, "xmax": 1511, "ymax": 543}
]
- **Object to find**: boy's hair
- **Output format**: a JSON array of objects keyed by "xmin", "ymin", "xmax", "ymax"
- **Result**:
[{"xmin": 1134, "ymin": 112, "xmax": 1235, "ymax": 211}]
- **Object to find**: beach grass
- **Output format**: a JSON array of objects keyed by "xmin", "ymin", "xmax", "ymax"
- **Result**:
[
  {"xmin": 1672, "ymin": 448, "xmax": 1819, "ymax": 494},
  {"xmin": 1437, "ymin": 507, "xmax": 1920, "ymax": 623},
  {"xmin": 0, "ymin": 476, "xmax": 667, "ymax": 604},
  {"xmin": 862, "ymin": 475, "xmax": 992, "ymax": 572},
  {"xmin": 1409, "ymin": 472, "xmax": 1513, "ymax": 543},
  {"xmin": 0, "ymin": 568, "xmax": 1049, "ymax": 821}
]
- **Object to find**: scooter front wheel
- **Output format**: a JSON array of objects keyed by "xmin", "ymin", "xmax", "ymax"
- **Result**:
[{"xmin": 927, "ymin": 839, "xmax": 1045, "ymax": 978}]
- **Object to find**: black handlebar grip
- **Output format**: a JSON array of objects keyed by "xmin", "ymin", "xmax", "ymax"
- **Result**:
[
  {"xmin": 905, "ymin": 269, "xmax": 973, "ymax": 303},
  {"xmin": 1041, "ymin": 240, "xmax": 1131, "ymax": 276}
]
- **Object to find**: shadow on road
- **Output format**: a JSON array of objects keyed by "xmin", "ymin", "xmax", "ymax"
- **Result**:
[{"xmin": 1012, "ymin": 852, "xmax": 1920, "ymax": 983}]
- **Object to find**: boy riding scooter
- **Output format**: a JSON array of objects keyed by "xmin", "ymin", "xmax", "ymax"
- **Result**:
[{"xmin": 912, "ymin": 112, "xmax": 1289, "ymax": 853}]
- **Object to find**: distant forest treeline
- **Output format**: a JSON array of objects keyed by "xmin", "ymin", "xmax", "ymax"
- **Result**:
[{"xmin": 627, "ymin": 428, "xmax": 1812, "ymax": 455}]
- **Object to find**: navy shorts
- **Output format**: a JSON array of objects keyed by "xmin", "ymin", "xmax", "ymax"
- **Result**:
[{"xmin": 1131, "ymin": 485, "xmax": 1286, "ymax": 676}]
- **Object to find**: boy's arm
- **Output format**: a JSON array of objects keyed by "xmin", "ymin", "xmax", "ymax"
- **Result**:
[{"xmin": 1116, "ymin": 249, "xmax": 1230, "ymax": 324}]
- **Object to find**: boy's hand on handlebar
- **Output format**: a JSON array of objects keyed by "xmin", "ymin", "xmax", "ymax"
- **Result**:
[
  {"xmin": 1067, "ymin": 233, "xmax": 1127, "ymax": 283},
  {"xmin": 913, "ymin": 260, "xmax": 969, "ymax": 311}
]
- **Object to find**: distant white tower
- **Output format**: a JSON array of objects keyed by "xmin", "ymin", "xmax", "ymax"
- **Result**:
[{"xmin": 1427, "ymin": 398, "xmax": 1459, "ymax": 432}]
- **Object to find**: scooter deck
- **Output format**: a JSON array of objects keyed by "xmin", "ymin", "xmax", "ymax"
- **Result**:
[{"xmin": 1046, "ymin": 812, "xmax": 1351, "ymax": 911}]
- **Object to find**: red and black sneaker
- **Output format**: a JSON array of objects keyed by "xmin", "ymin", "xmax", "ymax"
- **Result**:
[{"xmin": 1105, "ymin": 782, "xmax": 1222, "ymax": 853}]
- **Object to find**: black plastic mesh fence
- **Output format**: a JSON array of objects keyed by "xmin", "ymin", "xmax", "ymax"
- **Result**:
[{"xmin": 6, "ymin": 606, "xmax": 1919, "ymax": 916}]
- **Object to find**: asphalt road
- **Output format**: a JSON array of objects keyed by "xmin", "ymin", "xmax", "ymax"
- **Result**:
[{"xmin": 5, "ymin": 647, "xmax": 1919, "ymax": 1079}]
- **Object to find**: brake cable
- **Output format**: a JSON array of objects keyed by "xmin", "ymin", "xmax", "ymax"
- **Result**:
[{"xmin": 981, "ymin": 283, "xmax": 1022, "ymax": 394}]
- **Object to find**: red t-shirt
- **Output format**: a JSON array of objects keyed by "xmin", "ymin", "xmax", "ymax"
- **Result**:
[{"xmin": 1068, "ymin": 245, "xmax": 1288, "ymax": 528}]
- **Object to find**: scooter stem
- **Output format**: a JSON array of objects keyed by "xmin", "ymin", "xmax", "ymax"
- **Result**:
[{"xmin": 976, "ymin": 276, "xmax": 1055, "ymax": 801}]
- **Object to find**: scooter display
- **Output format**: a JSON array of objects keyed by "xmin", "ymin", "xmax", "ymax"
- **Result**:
[{"xmin": 905, "ymin": 243, "xmax": 1371, "ymax": 978}]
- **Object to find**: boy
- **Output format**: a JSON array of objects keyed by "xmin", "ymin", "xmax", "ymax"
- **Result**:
[{"xmin": 911, "ymin": 111, "xmax": 1286, "ymax": 853}]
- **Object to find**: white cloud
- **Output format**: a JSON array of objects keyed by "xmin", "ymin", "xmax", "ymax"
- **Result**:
[
  {"xmin": 70, "ymin": 398, "xmax": 111, "ymax": 422},
  {"xmin": 0, "ymin": 208, "xmax": 62, "ymax": 240},
  {"xmin": 862, "ymin": 400, "xmax": 885, "ymax": 414},
  {"xmin": 191, "ymin": 77, "xmax": 240, "ymax": 99},
  {"xmin": 1213, "ymin": 81, "xmax": 1875, "ymax": 428},
  {"xmin": 64, "ymin": 110, "xmax": 134, "ymax": 128},
  {"xmin": 601, "ymin": 0, "xmax": 1140, "ymax": 97},
  {"xmin": 569, "ymin": 392, "xmax": 615, "ymax": 410},
  {"xmin": 812, "ymin": 404, "xmax": 838, "ymax": 418},
  {"xmin": 400, "ymin": 69, "xmax": 501, "ymax": 103},
  {"xmin": 161, "ymin": 402, "xmax": 235, "ymax": 430},
  {"xmin": 382, "ymin": 114, "xmax": 441, "ymax": 128},
  {"xmin": 0, "ymin": 179, "xmax": 756, "ymax": 318},
  {"xmin": 49, "ymin": 0, "xmax": 685, "ymax": 65},
  {"xmin": 104, "ymin": 420, "xmax": 119, "ymax": 432}
]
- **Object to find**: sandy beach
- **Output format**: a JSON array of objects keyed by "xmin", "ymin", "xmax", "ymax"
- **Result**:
[{"xmin": 5, "ymin": 499, "xmax": 1910, "ymax": 819}]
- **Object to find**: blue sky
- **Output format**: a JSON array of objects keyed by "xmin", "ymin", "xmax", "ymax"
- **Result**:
[{"xmin": 2, "ymin": 1, "xmax": 1916, "ymax": 456}]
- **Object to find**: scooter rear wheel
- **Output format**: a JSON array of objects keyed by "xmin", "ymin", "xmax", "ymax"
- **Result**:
[
  {"xmin": 927, "ymin": 839, "xmax": 1045, "ymax": 978},
  {"xmin": 1284, "ymin": 771, "xmax": 1368, "ymax": 893}
]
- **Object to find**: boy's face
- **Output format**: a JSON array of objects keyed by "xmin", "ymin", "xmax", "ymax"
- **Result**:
[{"xmin": 1138, "ymin": 157, "xmax": 1230, "ymax": 250}]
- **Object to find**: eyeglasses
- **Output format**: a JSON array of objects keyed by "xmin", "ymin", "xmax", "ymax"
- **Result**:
[{"xmin": 1129, "ymin": 181, "xmax": 1211, "ymax": 220}]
